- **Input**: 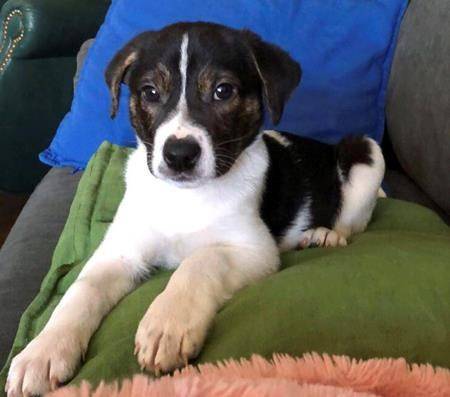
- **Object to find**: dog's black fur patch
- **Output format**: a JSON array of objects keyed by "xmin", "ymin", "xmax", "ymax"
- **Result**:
[
  {"xmin": 260, "ymin": 132, "xmax": 375, "ymax": 240},
  {"xmin": 261, "ymin": 133, "xmax": 338, "ymax": 238},
  {"xmin": 261, "ymin": 132, "xmax": 373, "ymax": 241},
  {"xmin": 336, "ymin": 135, "xmax": 373, "ymax": 181}
]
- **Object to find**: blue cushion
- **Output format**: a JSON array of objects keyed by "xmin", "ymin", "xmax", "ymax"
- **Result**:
[{"xmin": 40, "ymin": 0, "xmax": 408, "ymax": 169}]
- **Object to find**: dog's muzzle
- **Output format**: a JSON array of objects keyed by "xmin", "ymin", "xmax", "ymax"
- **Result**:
[{"xmin": 163, "ymin": 135, "xmax": 201, "ymax": 173}]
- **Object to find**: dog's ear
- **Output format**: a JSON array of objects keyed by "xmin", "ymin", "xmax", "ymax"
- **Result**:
[
  {"xmin": 105, "ymin": 42, "xmax": 138, "ymax": 118},
  {"xmin": 105, "ymin": 32, "xmax": 157, "ymax": 118},
  {"xmin": 242, "ymin": 30, "xmax": 301, "ymax": 125}
]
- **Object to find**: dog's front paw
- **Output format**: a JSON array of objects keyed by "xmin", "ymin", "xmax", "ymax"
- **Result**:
[
  {"xmin": 135, "ymin": 290, "xmax": 214, "ymax": 375},
  {"xmin": 6, "ymin": 330, "xmax": 83, "ymax": 397},
  {"xmin": 299, "ymin": 227, "xmax": 347, "ymax": 249}
]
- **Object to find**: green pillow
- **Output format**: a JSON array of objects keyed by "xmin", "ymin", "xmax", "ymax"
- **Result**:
[{"xmin": 1, "ymin": 142, "xmax": 449, "ymax": 392}]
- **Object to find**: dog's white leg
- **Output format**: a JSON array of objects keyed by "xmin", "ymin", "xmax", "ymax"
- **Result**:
[
  {"xmin": 135, "ymin": 242, "xmax": 279, "ymax": 374},
  {"xmin": 6, "ymin": 202, "xmax": 154, "ymax": 397},
  {"xmin": 6, "ymin": 255, "xmax": 139, "ymax": 397}
]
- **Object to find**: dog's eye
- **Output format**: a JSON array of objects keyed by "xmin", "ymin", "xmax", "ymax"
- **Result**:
[
  {"xmin": 213, "ymin": 83, "xmax": 234, "ymax": 101},
  {"xmin": 141, "ymin": 85, "xmax": 160, "ymax": 102}
]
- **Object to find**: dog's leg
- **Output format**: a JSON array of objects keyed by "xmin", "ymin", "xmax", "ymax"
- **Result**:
[
  {"xmin": 6, "ymin": 207, "xmax": 153, "ymax": 397},
  {"xmin": 6, "ymin": 254, "xmax": 139, "ymax": 397},
  {"xmin": 135, "ymin": 242, "xmax": 279, "ymax": 374}
]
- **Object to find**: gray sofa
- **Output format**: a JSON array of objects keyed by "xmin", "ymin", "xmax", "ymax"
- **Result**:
[{"xmin": 1, "ymin": 0, "xmax": 449, "ymax": 366}]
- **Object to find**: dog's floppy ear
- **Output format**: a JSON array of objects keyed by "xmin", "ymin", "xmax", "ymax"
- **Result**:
[
  {"xmin": 243, "ymin": 30, "xmax": 301, "ymax": 125},
  {"xmin": 105, "ymin": 32, "xmax": 158, "ymax": 118},
  {"xmin": 105, "ymin": 42, "xmax": 139, "ymax": 118}
]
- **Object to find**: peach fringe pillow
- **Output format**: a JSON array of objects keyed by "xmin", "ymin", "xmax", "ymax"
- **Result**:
[{"xmin": 49, "ymin": 353, "xmax": 450, "ymax": 397}]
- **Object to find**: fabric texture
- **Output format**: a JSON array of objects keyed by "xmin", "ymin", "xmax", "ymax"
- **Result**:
[
  {"xmin": 50, "ymin": 354, "xmax": 450, "ymax": 397},
  {"xmin": 2, "ymin": 142, "xmax": 450, "ymax": 394},
  {"xmin": 0, "ymin": 168, "xmax": 82, "ymax": 365},
  {"xmin": 40, "ymin": 0, "xmax": 408, "ymax": 169},
  {"xmin": 386, "ymin": 0, "xmax": 450, "ymax": 216}
]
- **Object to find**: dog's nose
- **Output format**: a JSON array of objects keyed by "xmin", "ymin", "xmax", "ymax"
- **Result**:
[{"xmin": 163, "ymin": 136, "xmax": 201, "ymax": 172}]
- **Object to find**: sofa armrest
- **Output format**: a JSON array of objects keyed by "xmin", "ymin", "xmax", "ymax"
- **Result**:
[
  {"xmin": 0, "ymin": 0, "xmax": 109, "ymax": 62},
  {"xmin": 0, "ymin": 0, "xmax": 109, "ymax": 191}
]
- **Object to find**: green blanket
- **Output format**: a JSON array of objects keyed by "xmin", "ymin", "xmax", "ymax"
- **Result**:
[{"xmin": 1, "ymin": 142, "xmax": 450, "ymax": 392}]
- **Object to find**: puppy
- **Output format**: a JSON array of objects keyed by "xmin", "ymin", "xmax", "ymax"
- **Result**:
[{"xmin": 6, "ymin": 22, "xmax": 384, "ymax": 396}]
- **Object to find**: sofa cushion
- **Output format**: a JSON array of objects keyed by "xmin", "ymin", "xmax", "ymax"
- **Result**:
[
  {"xmin": 385, "ymin": 170, "xmax": 449, "ymax": 224},
  {"xmin": 2, "ymin": 142, "xmax": 449, "ymax": 390},
  {"xmin": 40, "ymin": 0, "xmax": 407, "ymax": 169},
  {"xmin": 0, "ymin": 168, "xmax": 81, "ymax": 365},
  {"xmin": 386, "ymin": 0, "xmax": 450, "ymax": 216}
]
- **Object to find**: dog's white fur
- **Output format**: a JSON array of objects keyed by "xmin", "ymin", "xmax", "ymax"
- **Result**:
[
  {"xmin": 6, "ymin": 35, "xmax": 385, "ymax": 397},
  {"xmin": 279, "ymin": 197, "xmax": 312, "ymax": 251}
]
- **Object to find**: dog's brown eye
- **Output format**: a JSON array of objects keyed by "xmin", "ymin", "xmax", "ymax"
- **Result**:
[
  {"xmin": 214, "ymin": 83, "xmax": 234, "ymax": 101},
  {"xmin": 142, "ymin": 85, "xmax": 160, "ymax": 102}
]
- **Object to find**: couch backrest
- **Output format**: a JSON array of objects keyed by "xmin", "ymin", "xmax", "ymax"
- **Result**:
[{"xmin": 387, "ymin": 0, "xmax": 450, "ymax": 215}]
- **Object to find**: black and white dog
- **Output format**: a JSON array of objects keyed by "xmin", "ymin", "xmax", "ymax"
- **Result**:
[{"xmin": 7, "ymin": 22, "xmax": 384, "ymax": 396}]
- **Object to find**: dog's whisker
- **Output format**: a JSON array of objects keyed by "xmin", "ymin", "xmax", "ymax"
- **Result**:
[
  {"xmin": 215, "ymin": 153, "xmax": 235, "ymax": 163},
  {"xmin": 216, "ymin": 131, "xmax": 256, "ymax": 148},
  {"xmin": 215, "ymin": 153, "xmax": 236, "ymax": 162}
]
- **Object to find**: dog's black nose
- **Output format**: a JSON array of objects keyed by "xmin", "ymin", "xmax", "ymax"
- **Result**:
[{"xmin": 163, "ymin": 136, "xmax": 201, "ymax": 172}]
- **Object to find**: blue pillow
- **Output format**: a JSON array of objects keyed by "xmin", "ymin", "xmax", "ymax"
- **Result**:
[{"xmin": 40, "ymin": 0, "xmax": 408, "ymax": 169}]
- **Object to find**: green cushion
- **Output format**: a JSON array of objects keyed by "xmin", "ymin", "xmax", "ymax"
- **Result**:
[{"xmin": 1, "ymin": 142, "xmax": 449, "ymax": 392}]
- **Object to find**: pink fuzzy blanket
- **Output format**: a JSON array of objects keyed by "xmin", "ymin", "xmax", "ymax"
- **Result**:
[{"xmin": 49, "ymin": 353, "xmax": 450, "ymax": 397}]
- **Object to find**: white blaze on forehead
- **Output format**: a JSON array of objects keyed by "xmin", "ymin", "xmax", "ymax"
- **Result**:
[
  {"xmin": 151, "ymin": 32, "xmax": 216, "ymax": 180},
  {"xmin": 172, "ymin": 33, "xmax": 190, "ymax": 139},
  {"xmin": 178, "ymin": 33, "xmax": 189, "ymax": 111}
]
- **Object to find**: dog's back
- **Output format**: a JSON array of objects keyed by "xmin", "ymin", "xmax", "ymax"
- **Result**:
[{"xmin": 261, "ymin": 131, "xmax": 384, "ymax": 251}]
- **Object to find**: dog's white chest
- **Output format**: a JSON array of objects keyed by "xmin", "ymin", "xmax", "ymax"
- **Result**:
[
  {"xmin": 149, "ymin": 193, "xmax": 215, "ymax": 234},
  {"xmin": 129, "ymin": 191, "xmax": 252, "ymax": 267},
  {"xmin": 119, "ymin": 140, "xmax": 269, "ymax": 267}
]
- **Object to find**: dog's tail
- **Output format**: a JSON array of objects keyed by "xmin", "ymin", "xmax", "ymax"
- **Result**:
[
  {"xmin": 336, "ymin": 135, "xmax": 385, "ymax": 183},
  {"xmin": 333, "ymin": 135, "xmax": 385, "ymax": 236}
]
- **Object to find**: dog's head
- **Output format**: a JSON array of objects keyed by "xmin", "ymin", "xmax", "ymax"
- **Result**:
[{"xmin": 106, "ymin": 22, "xmax": 301, "ymax": 187}]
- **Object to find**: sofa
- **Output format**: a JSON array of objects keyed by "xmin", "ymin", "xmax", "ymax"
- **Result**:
[
  {"xmin": 0, "ymin": 0, "xmax": 449, "ymax": 381},
  {"xmin": 0, "ymin": 0, "xmax": 110, "ymax": 192}
]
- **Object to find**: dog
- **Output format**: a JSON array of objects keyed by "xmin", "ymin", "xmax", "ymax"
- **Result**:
[{"xmin": 6, "ymin": 22, "xmax": 385, "ymax": 397}]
